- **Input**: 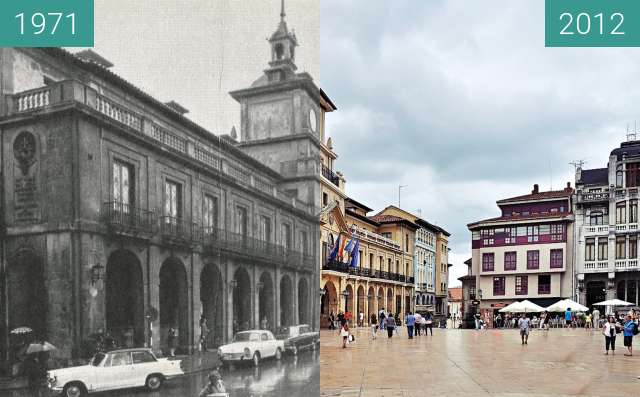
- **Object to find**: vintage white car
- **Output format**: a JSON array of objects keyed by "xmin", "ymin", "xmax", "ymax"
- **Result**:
[
  {"xmin": 218, "ymin": 330, "xmax": 284, "ymax": 366},
  {"xmin": 47, "ymin": 348, "xmax": 183, "ymax": 397}
]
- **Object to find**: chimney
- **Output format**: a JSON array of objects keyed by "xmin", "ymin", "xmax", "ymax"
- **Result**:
[{"xmin": 532, "ymin": 184, "xmax": 539, "ymax": 194}]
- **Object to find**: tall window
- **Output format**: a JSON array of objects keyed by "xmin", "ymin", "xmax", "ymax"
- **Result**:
[
  {"xmin": 164, "ymin": 180, "xmax": 181, "ymax": 219},
  {"xmin": 482, "ymin": 253, "xmax": 494, "ymax": 271},
  {"xmin": 369, "ymin": 253, "xmax": 374, "ymax": 267},
  {"xmin": 481, "ymin": 229, "xmax": 494, "ymax": 245},
  {"xmin": 598, "ymin": 239, "xmax": 608, "ymax": 260},
  {"xmin": 538, "ymin": 275, "xmax": 551, "ymax": 294},
  {"xmin": 590, "ymin": 211, "xmax": 604, "ymax": 225},
  {"xmin": 550, "ymin": 249, "xmax": 563, "ymax": 268},
  {"xmin": 282, "ymin": 223, "xmax": 292, "ymax": 249},
  {"xmin": 616, "ymin": 202, "xmax": 626, "ymax": 224},
  {"xmin": 113, "ymin": 161, "xmax": 134, "ymax": 208},
  {"xmin": 526, "ymin": 250, "xmax": 539, "ymax": 269},
  {"xmin": 627, "ymin": 163, "xmax": 640, "ymax": 187},
  {"xmin": 631, "ymin": 200, "xmax": 638, "ymax": 223},
  {"xmin": 300, "ymin": 231, "xmax": 308, "ymax": 254},
  {"xmin": 405, "ymin": 234, "xmax": 409, "ymax": 252},
  {"xmin": 616, "ymin": 164, "xmax": 623, "ymax": 187},
  {"xmin": 616, "ymin": 236, "xmax": 626, "ymax": 259},
  {"xmin": 630, "ymin": 236, "xmax": 638, "ymax": 259},
  {"xmin": 515, "ymin": 276, "xmax": 528, "ymax": 295},
  {"xmin": 493, "ymin": 277, "xmax": 505, "ymax": 296},
  {"xmin": 236, "ymin": 206, "xmax": 248, "ymax": 237},
  {"xmin": 526, "ymin": 226, "xmax": 539, "ymax": 243},
  {"xmin": 504, "ymin": 252, "xmax": 517, "ymax": 271},
  {"xmin": 259, "ymin": 215, "xmax": 271, "ymax": 242},
  {"xmin": 203, "ymin": 195, "xmax": 218, "ymax": 230},
  {"xmin": 585, "ymin": 238, "xmax": 595, "ymax": 261}
]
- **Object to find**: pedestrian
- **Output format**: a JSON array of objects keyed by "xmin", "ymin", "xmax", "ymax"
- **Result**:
[
  {"xmin": 602, "ymin": 316, "xmax": 618, "ymax": 355},
  {"xmin": 261, "ymin": 315, "xmax": 269, "ymax": 330},
  {"xmin": 379, "ymin": 309, "xmax": 386, "ymax": 331},
  {"xmin": 405, "ymin": 312, "xmax": 415, "ymax": 339},
  {"xmin": 337, "ymin": 311, "xmax": 345, "ymax": 332},
  {"xmin": 199, "ymin": 316, "xmax": 209, "ymax": 352},
  {"xmin": 414, "ymin": 313, "xmax": 422, "ymax": 336},
  {"xmin": 198, "ymin": 369, "xmax": 226, "ymax": 397},
  {"xmin": 518, "ymin": 314, "xmax": 531, "ymax": 345},
  {"xmin": 340, "ymin": 321, "xmax": 349, "ymax": 348},
  {"xmin": 168, "ymin": 327, "xmax": 178, "ymax": 357},
  {"xmin": 385, "ymin": 313, "xmax": 396, "ymax": 338},
  {"xmin": 474, "ymin": 313, "xmax": 481, "ymax": 330},
  {"xmin": 564, "ymin": 308, "xmax": 572, "ymax": 328},
  {"xmin": 328, "ymin": 311, "xmax": 336, "ymax": 330},
  {"xmin": 370, "ymin": 313, "xmax": 378, "ymax": 339},
  {"xmin": 593, "ymin": 308, "xmax": 601, "ymax": 328},
  {"xmin": 358, "ymin": 311, "xmax": 364, "ymax": 327},
  {"xmin": 24, "ymin": 352, "xmax": 47, "ymax": 397},
  {"xmin": 623, "ymin": 314, "xmax": 636, "ymax": 356},
  {"xmin": 539, "ymin": 312, "xmax": 546, "ymax": 330},
  {"xmin": 425, "ymin": 312, "xmax": 434, "ymax": 336}
]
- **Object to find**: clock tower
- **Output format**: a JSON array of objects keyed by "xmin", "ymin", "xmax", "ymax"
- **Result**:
[{"xmin": 230, "ymin": 0, "xmax": 324, "ymax": 210}]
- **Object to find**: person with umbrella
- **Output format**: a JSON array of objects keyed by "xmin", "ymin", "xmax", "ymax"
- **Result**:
[{"xmin": 24, "ymin": 341, "xmax": 56, "ymax": 397}]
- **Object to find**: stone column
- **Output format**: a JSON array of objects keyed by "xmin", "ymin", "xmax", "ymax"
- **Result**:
[{"xmin": 293, "ymin": 272, "xmax": 299, "ymax": 325}]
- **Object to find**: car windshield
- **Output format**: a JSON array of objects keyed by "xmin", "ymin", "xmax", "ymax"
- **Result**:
[
  {"xmin": 234, "ymin": 332, "xmax": 258, "ymax": 342},
  {"xmin": 91, "ymin": 352, "xmax": 106, "ymax": 367}
]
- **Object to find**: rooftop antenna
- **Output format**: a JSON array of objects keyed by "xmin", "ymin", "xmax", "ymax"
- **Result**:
[
  {"xmin": 569, "ymin": 159, "xmax": 586, "ymax": 172},
  {"xmin": 627, "ymin": 122, "xmax": 637, "ymax": 142},
  {"xmin": 398, "ymin": 185, "xmax": 407, "ymax": 208},
  {"xmin": 416, "ymin": 209, "xmax": 422, "ymax": 217}
]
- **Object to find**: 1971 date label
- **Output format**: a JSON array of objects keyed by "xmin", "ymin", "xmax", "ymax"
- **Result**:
[
  {"xmin": 0, "ymin": 0, "xmax": 93, "ymax": 47},
  {"xmin": 546, "ymin": 0, "xmax": 640, "ymax": 47}
]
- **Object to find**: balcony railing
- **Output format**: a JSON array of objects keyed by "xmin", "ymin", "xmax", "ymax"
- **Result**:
[
  {"xmin": 577, "ymin": 192, "xmax": 610, "ymax": 203},
  {"xmin": 323, "ymin": 260, "xmax": 413, "ymax": 283},
  {"xmin": 102, "ymin": 202, "xmax": 156, "ymax": 236},
  {"xmin": 160, "ymin": 216, "xmax": 199, "ymax": 244},
  {"xmin": 321, "ymin": 164, "xmax": 340, "ymax": 187}
]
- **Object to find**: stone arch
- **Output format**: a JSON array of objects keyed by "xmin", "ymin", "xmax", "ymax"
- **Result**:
[
  {"xmin": 386, "ymin": 288, "xmax": 394, "ymax": 314},
  {"xmin": 321, "ymin": 280, "xmax": 338, "ymax": 327},
  {"xmin": 298, "ymin": 277, "xmax": 309, "ymax": 325},
  {"xmin": 106, "ymin": 249, "xmax": 144, "ymax": 347},
  {"xmin": 367, "ymin": 286, "xmax": 375, "ymax": 320},
  {"xmin": 259, "ymin": 272, "xmax": 275, "ymax": 331},
  {"xmin": 356, "ymin": 285, "xmax": 365, "ymax": 319},
  {"xmin": 233, "ymin": 267, "xmax": 252, "ymax": 334},
  {"xmin": 200, "ymin": 263, "xmax": 224, "ymax": 347},
  {"xmin": 377, "ymin": 287, "xmax": 385, "ymax": 312},
  {"xmin": 159, "ymin": 257, "xmax": 189, "ymax": 353},
  {"xmin": 280, "ymin": 274, "xmax": 294, "ymax": 326},
  {"xmin": 345, "ymin": 284, "xmax": 354, "ymax": 315}
]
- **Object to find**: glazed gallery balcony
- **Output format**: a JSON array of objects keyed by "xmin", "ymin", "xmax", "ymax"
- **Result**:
[{"xmin": 323, "ymin": 260, "xmax": 414, "ymax": 284}]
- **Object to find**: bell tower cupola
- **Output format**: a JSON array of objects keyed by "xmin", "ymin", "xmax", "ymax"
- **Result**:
[{"xmin": 266, "ymin": 0, "xmax": 298, "ymax": 83}]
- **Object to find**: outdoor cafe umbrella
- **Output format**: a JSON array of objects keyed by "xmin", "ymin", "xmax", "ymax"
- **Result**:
[
  {"xmin": 10, "ymin": 327, "xmax": 33, "ymax": 335},
  {"xmin": 593, "ymin": 298, "xmax": 634, "ymax": 315},
  {"xmin": 26, "ymin": 341, "xmax": 57, "ymax": 354},
  {"xmin": 545, "ymin": 299, "xmax": 588, "ymax": 313},
  {"xmin": 499, "ymin": 300, "xmax": 545, "ymax": 313}
]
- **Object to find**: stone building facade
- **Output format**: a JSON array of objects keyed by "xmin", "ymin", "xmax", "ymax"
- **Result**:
[
  {"xmin": 0, "ymin": 9, "xmax": 319, "ymax": 361},
  {"xmin": 574, "ymin": 140, "xmax": 640, "ymax": 309}
]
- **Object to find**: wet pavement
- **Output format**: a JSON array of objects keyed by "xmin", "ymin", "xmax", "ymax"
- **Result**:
[
  {"xmin": 320, "ymin": 326, "xmax": 640, "ymax": 397},
  {"xmin": 4, "ymin": 350, "xmax": 318, "ymax": 397}
]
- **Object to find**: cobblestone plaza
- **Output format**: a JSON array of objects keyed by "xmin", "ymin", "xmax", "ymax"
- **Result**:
[{"xmin": 320, "ymin": 327, "xmax": 639, "ymax": 397}]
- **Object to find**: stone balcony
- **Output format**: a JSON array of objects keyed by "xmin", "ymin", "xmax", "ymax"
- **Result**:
[
  {"xmin": 4, "ymin": 80, "xmax": 315, "ymax": 217},
  {"xmin": 353, "ymin": 228, "xmax": 401, "ymax": 251},
  {"xmin": 323, "ymin": 260, "xmax": 414, "ymax": 284}
]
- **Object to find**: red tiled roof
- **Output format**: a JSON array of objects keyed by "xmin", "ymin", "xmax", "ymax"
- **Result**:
[
  {"xmin": 497, "ymin": 189, "xmax": 573, "ymax": 204},
  {"xmin": 467, "ymin": 212, "xmax": 571, "ymax": 228},
  {"xmin": 448, "ymin": 287, "xmax": 462, "ymax": 301}
]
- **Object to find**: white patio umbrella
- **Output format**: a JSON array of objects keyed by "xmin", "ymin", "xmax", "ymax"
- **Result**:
[
  {"xmin": 593, "ymin": 299, "xmax": 634, "ymax": 307},
  {"xmin": 545, "ymin": 299, "xmax": 589, "ymax": 313},
  {"xmin": 499, "ymin": 300, "xmax": 545, "ymax": 313}
]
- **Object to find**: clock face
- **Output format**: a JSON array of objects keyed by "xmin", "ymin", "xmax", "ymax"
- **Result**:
[{"xmin": 309, "ymin": 108, "xmax": 317, "ymax": 133}]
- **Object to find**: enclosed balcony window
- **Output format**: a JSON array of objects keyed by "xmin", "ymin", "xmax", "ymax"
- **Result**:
[
  {"xmin": 203, "ymin": 195, "xmax": 218, "ymax": 230},
  {"xmin": 617, "ymin": 164, "xmax": 624, "ymax": 187},
  {"xmin": 616, "ymin": 202, "xmax": 626, "ymax": 224},
  {"xmin": 590, "ymin": 211, "xmax": 604, "ymax": 225},
  {"xmin": 616, "ymin": 236, "xmax": 626, "ymax": 259},
  {"xmin": 585, "ymin": 238, "xmax": 595, "ymax": 261},
  {"xmin": 598, "ymin": 240, "xmax": 608, "ymax": 260}
]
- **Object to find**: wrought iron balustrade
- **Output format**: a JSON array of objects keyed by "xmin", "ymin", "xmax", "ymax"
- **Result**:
[
  {"xmin": 321, "ymin": 164, "xmax": 340, "ymax": 186},
  {"xmin": 160, "ymin": 216, "xmax": 198, "ymax": 243},
  {"xmin": 102, "ymin": 202, "xmax": 156, "ymax": 235}
]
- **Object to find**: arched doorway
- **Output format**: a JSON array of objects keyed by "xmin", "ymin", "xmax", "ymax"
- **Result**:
[
  {"xmin": 345, "ymin": 284, "xmax": 354, "ymax": 315},
  {"xmin": 298, "ymin": 278, "xmax": 309, "ymax": 325},
  {"xmin": 356, "ymin": 285, "xmax": 365, "ymax": 321},
  {"xmin": 280, "ymin": 275, "xmax": 294, "ymax": 326},
  {"xmin": 233, "ymin": 268, "xmax": 252, "ymax": 334},
  {"xmin": 387, "ymin": 288, "xmax": 393, "ymax": 314},
  {"xmin": 321, "ymin": 281, "xmax": 338, "ymax": 327},
  {"xmin": 367, "ymin": 286, "xmax": 375, "ymax": 320},
  {"xmin": 377, "ymin": 287, "xmax": 385, "ymax": 312},
  {"xmin": 259, "ymin": 272, "xmax": 275, "ymax": 331},
  {"xmin": 200, "ymin": 263, "xmax": 223, "ymax": 348},
  {"xmin": 3, "ymin": 249, "xmax": 46, "ymax": 358},
  {"xmin": 586, "ymin": 281, "xmax": 606, "ymax": 310},
  {"xmin": 106, "ymin": 250, "xmax": 144, "ymax": 347},
  {"xmin": 159, "ymin": 258, "xmax": 189, "ymax": 354}
]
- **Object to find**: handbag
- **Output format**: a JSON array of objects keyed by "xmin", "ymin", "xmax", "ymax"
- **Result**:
[{"xmin": 349, "ymin": 334, "xmax": 355, "ymax": 342}]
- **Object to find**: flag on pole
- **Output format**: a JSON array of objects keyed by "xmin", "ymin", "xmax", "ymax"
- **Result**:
[
  {"xmin": 349, "ymin": 239, "xmax": 360, "ymax": 267},
  {"xmin": 328, "ymin": 235, "xmax": 341, "ymax": 261}
]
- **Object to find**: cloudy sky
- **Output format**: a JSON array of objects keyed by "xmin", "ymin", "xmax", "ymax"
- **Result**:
[
  {"xmin": 87, "ymin": 1, "xmax": 640, "ymax": 286},
  {"xmin": 319, "ymin": 0, "xmax": 640, "ymax": 285}
]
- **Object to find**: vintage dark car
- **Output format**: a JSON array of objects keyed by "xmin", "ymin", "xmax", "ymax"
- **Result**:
[{"xmin": 276, "ymin": 324, "xmax": 319, "ymax": 355}]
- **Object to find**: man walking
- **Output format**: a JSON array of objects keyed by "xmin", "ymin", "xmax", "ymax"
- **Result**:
[
  {"xmin": 518, "ymin": 314, "xmax": 531, "ymax": 345},
  {"xmin": 405, "ymin": 312, "xmax": 415, "ymax": 339}
]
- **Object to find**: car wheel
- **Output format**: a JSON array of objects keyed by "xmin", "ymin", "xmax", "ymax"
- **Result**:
[
  {"xmin": 275, "ymin": 348, "xmax": 283, "ymax": 360},
  {"xmin": 146, "ymin": 374, "xmax": 164, "ymax": 391},
  {"xmin": 252, "ymin": 352, "xmax": 261, "ymax": 367},
  {"xmin": 63, "ymin": 383, "xmax": 86, "ymax": 397}
]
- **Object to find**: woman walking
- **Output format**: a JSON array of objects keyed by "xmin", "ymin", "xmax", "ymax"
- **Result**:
[
  {"xmin": 602, "ymin": 316, "xmax": 617, "ymax": 355},
  {"xmin": 424, "ymin": 312, "xmax": 434, "ymax": 336},
  {"xmin": 340, "ymin": 321, "xmax": 350, "ymax": 348},
  {"xmin": 370, "ymin": 313, "xmax": 378, "ymax": 339},
  {"xmin": 385, "ymin": 313, "xmax": 396, "ymax": 339}
]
